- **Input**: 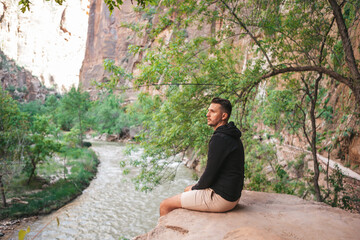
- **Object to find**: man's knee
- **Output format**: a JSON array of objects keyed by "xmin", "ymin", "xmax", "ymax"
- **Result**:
[
  {"xmin": 159, "ymin": 199, "xmax": 169, "ymax": 211},
  {"xmin": 160, "ymin": 196, "xmax": 180, "ymax": 210},
  {"xmin": 159, "ymin": 194, "xmax": 182, "ymax": 216}
]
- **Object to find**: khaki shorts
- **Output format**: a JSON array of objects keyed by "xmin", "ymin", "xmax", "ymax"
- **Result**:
[{"xmin": 181, "ymin": 188, "xmax": 239, "ymax": 212}]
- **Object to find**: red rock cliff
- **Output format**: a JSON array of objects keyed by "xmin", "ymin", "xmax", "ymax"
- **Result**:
[{"xmin": 79, "ymin": 0, "xmax": 149, "ymax": 97}]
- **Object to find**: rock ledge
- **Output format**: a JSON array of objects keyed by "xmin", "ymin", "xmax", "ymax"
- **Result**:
[{"xmin": 135, "ymin": 190, "xmax": 360, "ymax": 240}]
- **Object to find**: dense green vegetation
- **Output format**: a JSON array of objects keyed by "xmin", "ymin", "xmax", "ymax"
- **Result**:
[
  {"xmin": 0, "ymin": 84, "xmax": 148, "ymax": 219},
  {"xmin": 1, "ymin": 147, "xmax": 99, "ymax": 219},
  {"xmin": 0, "ymin": 80, "xmax": 149, "ymax": 219},
  {"xmin": 0, "ymin": 85, "xmax": 134, "ymax": 219}
]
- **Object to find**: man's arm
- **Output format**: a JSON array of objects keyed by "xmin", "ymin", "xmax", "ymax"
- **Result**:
[{"xmin": 192, "ymin": 135, "xmax": 230, "ymax": 190}]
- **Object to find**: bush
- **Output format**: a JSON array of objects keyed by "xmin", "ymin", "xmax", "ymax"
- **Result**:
[{"xmin": 0, "ymin": 148, "xmax": 99, "ymax": 220}]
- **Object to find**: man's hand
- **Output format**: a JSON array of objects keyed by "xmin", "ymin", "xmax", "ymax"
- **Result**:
[{"xmin": 184, "ymin": 184, "xmax": 194, "ymax": 192}]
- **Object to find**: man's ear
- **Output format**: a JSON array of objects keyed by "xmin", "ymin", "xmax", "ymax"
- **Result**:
[{"xmin": 222, "ymin": 112, "xmax": 228, "ymax": 121}]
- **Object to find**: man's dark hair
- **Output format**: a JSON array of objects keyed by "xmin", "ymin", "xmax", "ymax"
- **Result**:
[{"xmin": 211, "ymin": 97, "xmax": 232, "ymax": 120}]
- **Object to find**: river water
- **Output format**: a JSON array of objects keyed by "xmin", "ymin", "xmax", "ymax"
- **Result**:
[{"xmin": 14, "ymin": 141, "xmax": 195, "ymax": 240}]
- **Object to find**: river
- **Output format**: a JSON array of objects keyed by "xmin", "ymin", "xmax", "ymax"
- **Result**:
[{"xmin": 13, "ymin": 141, "xmax": 195, "ymax": 240}]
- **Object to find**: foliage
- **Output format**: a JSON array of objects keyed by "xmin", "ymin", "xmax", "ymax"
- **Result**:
[
  {"xmin": 327, "ymin": 165, "xmax": 346, "ymax": 207},
  {"xmin": 0, "ymin": 85, "xmax": 103, "ymax": 218},
  {"xmin": 18, "ymin": 100, "xmax": 46, "ymax": 118},
  {"xmin": 63, "ymin": 128, "xmax": 81, "ymax": 148},
  {"xmin": 244, "ymin": 135, "xmax": 305, "ymax": 195},
  {"xmin": 22, "ymin": 115, "xmax": 62, "ymax": 184},
  {"xmin": 88, "ymin": 91, "xmax": 142, "ymax": 135},
  {"xmin": 18, "ymin": 0, "xmax": 151, "ymax": 14},
  {"xmin": 57, "ymin": 87, "xmax": 90, "ymax": 146},
  {"xmin": 259, "ymin": 72, "xmax": 331, "ymax": 201},
  {"xmin": 0, "ymin": 86, "xmax": 28, "ymax": 207},
  {"xmin": 322, "ymin": 165, "xmax": 359, "ymax": 211},
  {"xmin": 0, "ymin": 147, "xmax": 99, "ymax": 220},
  {"xmin": 103, "ymin": 0, "xmax": 152, "ymax": 14},
  {"xmin": 244, "ymin": 139, "xmax": 273, "ymax": 192},
  {"xmin": 18, "ymin": 0, "xmax": 65, "ymax": 13}
]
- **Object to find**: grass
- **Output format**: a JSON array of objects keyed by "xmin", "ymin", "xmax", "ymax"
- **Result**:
[{"xmin": 0, "ymin": 147, "xmax": 99, "ymax": 220}]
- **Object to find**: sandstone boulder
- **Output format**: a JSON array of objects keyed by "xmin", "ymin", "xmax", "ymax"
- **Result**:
[{"xmin": 135, "ymin": 190, "xmax": 360, "ymax": 240}]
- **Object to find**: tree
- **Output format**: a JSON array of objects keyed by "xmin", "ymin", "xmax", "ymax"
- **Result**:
[
  {"xmin": 217, "ymin": 0, "xmax": 359, "ymax": 202},
  {"xmin": 213, "ymin": 0, "xmax": 360, "ymax": 109},
  {"xmin": 261, "ymin": 72, "xmax": 333, "ymax": 201},
  {"xmin": 0, "ymin": 87, "xmax": 28, "ymax": 207},
  {"xmin": 58, "ymin": 87, "xmax": 90, "ymax": 147},
  {"xmin": 88, "ymin": 91, "xmax": 130, "ymax": 136},
  {"xmin": 23, "ymin": 115, "xmax": 61, "ymax": 184}
]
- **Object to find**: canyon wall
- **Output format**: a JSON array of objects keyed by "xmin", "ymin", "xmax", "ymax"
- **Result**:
[
  {"xmin": 0, "ymin": 0, "xmax": 89, "ymax": 92},
  {"xmin": 0, "ymin": 49, "xmax": 52, "ymax": 101},
  {"xmin": 79, "ymin": 0, "xmax": 146, "ymax": 99}
]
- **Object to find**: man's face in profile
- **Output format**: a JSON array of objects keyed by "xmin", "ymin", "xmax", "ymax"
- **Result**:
[{"xmin": 206, "ymin": 103, "xmax": 226, "ymax": 128}]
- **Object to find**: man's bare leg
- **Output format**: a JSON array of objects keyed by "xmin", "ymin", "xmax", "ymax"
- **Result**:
[{"xmin": 159, "ymin": 193, "xmax": 182, "ymax": 216}]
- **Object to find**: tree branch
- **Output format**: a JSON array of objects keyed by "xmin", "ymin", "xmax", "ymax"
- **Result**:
[
  {"xmin": 319, "ymin": 17, "xmax": 336, "ymax": 65},
  {"xmin": 219, "ymin": 0, "xmax": 274, "ymax": 69},
  {"xmin": 260, "ymin": 65, "xmax": 352, "ymax": 87},
  {"xmin": 115, "ymin": 82, "xmax": 224, "ymax": 91},
  {"xmin": 328, "ymin": 0, "xmax": 360, "ymax": 81}
]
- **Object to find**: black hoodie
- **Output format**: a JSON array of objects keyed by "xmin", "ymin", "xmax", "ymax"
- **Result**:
[{"xmin": 192, "ymin": 121, "xmax": 245, "ymax": 202}]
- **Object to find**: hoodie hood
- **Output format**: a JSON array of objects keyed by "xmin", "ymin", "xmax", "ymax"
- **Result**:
[{"xmin": 214, "ymin": 121, "xmax": 242, "ymax": 139}]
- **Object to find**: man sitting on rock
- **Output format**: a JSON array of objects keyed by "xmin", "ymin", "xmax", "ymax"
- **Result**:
[{"xmin": 160, "ymin": 97, "xmax": 245, "ymax": 216}]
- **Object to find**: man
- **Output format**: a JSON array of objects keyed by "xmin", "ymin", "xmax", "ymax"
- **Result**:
[{"xmin": 159, "ymin": 97, "xmax": 245, "ymax": 216}]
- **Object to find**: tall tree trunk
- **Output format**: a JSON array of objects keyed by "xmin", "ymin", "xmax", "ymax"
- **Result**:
[
  {"xmin": 301, "ymin": 74, "xmax": 323, "ymax": 202},
  {"xmin": 0, "ymin": 175, "xmax": 7, "ymax": 207},
  {"xmin": 310, "ymin": 76, "xmax": 322, "ymax": 202},
  {"xmin": 328, "ymin": 0, "xmax": 360, "ymax": 81},
  {"xmin": 328, "ymin": 0, "xmax": 360, "ymax": 109},
  {"xmin": 27, "ymin": 158, "xmax": 36, "ymax": 185},
  {"xmin": 310, "ymin": 131, "xmax": 322, "ymax": 202},
  {"xmin": 79, "ymin": 111, "xmax": 83, "ymax": 147},
  {"xmin": 354, "ymin": 85, "xmax": 360, "ymax": 110}
]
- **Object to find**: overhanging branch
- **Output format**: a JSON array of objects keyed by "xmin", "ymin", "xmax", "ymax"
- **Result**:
[
  {"xmin": 115, "ymin": 82, "xmax": 224, "ymax": 91},
  {"xmin": 260, "ymin": 66, "xmax": 352, "ymax": 87}
]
